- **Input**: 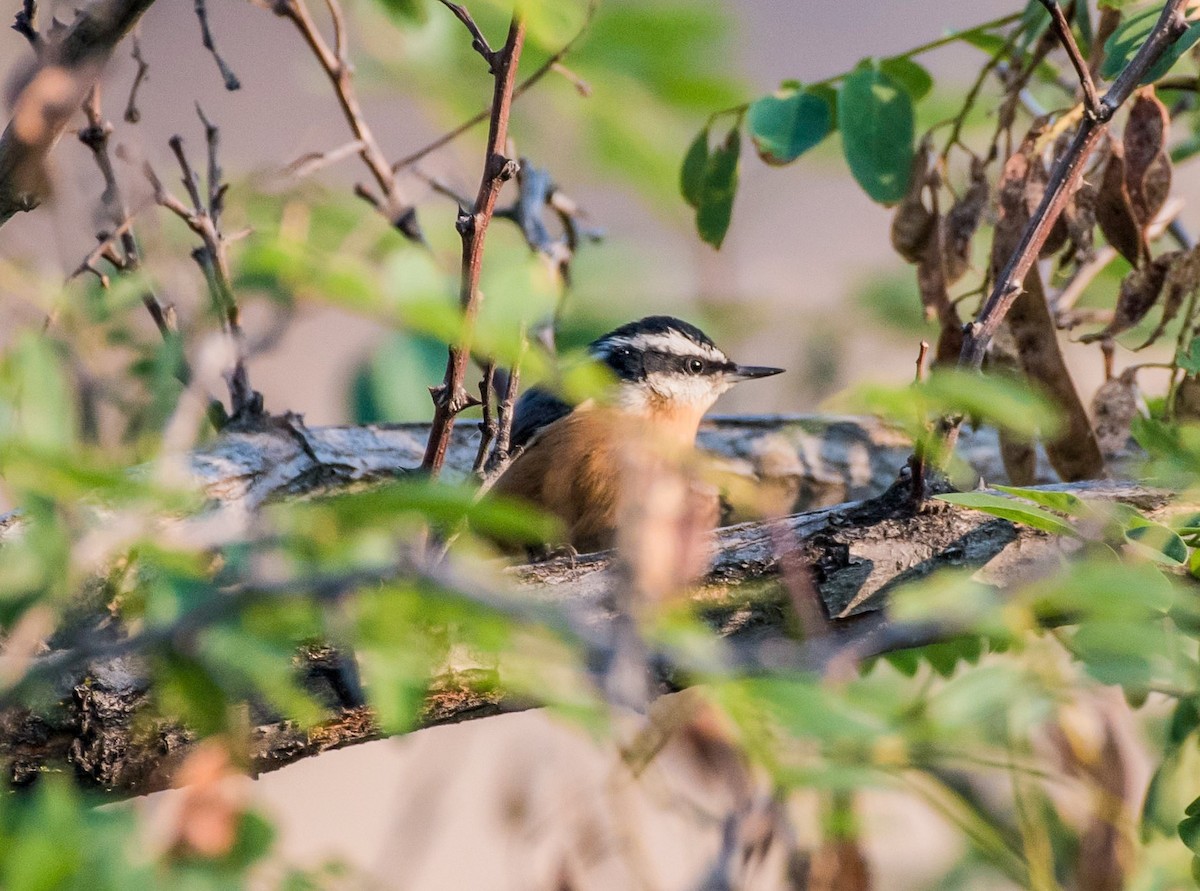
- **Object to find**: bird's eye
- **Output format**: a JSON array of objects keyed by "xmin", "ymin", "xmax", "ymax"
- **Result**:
[{"xmin": 685, "ymin": 358, "xmax": 705, "ymax": 375}]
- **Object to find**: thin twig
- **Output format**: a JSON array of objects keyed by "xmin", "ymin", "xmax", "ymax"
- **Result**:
[
  {"xmin": 473, "ymin": 362, "xmax": 496, "ymax": 476},
  {"xmin": 12, "ymin": 0, "xmax": 40, "ymax": 51},
  {"xmin": 485, "ymin": 336, "xmax": 524, "ymax": 479},
  {"xmin": 422, "ymin": 13, "xmax": 527, "ymax": 475},
  {"xmin": 144, "ymin": 110, "xmax": 262, "ymax": 421},
  {"xmin": 122, "ymin": 30, "xmax": 149, "ymax": 123},
  {"xmin": 392, "ymin": 0, "xmax": 598, "ymax": 174},
  {"xmin": 1037, "ymin": 0, "xmax": 1101, "ymax": 119},
  {"xmin": 284, "ymin": 139, "xmax": 366, "ymax": 178},
  {"xmin": 957, "ymin": 0, "xmax": 1190, "ymax": 378},
  {"xmin": 436, "ymin": 0, "xmax": 495, "ymax": 66},
  {"xmin": 194, "ymin": 0, "xmax": 241, "ymax": 90},
  {"xmin": 272, "ymin": 0, "xmax": 421, "ymax": 239},
  {"xmin": 74, "ymin": 86, "xmax": 183, "ymax": 352}
]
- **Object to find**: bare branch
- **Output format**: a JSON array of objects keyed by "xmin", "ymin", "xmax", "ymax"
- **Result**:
[
  {"xmin": 145, "ymin": 111, "xmax": 262, "ymax": 421},
  {"xmin": 284, "ymin": 139, "xmax": 365, "ymax": 178},
  {"xmin": 955, "ymin": 1, "xmax": 1190, "ymax": 385},
  {"xmin": 74, "ymin": 86, "xmax": 182, "ymax": 350},
  {"xmin": 0, "ymin": 0, "xmax": 158, "ymax": 226},
  {"xmin": 122, "ymin": 30, "xmax": 148, "ymax": 122},
  {"xmin": 12, "ymin": 0, "xmax": 40, "ymax": 50},
  {"xmin": 437, "ymin": 0, "xmax": 495, "ymax": 66},
  {"xmin": 392, "ymin": 0, "xmax": 598, "ymax": 174},
  {"xmin": 193, "ymin": 0, "xmax": 241, "ymax": 90},
  {"xmin": 422, "ymin": 13, "xmax": 527, "ymax": 475},
  {"xmin": 271, "ymin": 0, "xmax": 421, "ymax": 240},
  {"xmin": 1038, "ymin": 0, "xmax": 1101, "ymax": 119}
]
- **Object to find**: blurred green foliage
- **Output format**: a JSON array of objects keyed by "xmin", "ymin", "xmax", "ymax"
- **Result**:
[{"xmin": 8, "ymin": 1, "xmax": 1200, "ymax": 889}]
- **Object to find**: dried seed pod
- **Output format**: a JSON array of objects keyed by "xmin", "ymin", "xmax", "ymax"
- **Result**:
[
  {"xmin": 1095, "ymin": 143, "xmax": 1148, "ymax": 267},
  {"xmin": 1091, "ymin": 368, "xmax": 1142, "ymax": 456},
  {"xmin": 1124, "ymin": 88, "xmax": 1171, "ymax": 228},
  {"xmin": 1138, "ymin": 246, "xmax": 1200, "ymax": 348},
  {"xmin": 1081, "ymin": 252, "xmax": 1177, "ymax": 343},
  {"xmin": 944, "ymin": 158, "xmax": 988, "ymax": 283},
  {"xmin": 1062, "ymin": 179, "xmax": 1098, "ymax": 266},
  {"xmin": 1174, "ymin": 375, "xmax": 1200, "ymax": 421},
  {"xmin": 890, "ymin": 141, "xmax": 936, "ymax": 264},
  {"xmin": 989, "ymin": 330, "xmax": 1037, "ymax": 485}
]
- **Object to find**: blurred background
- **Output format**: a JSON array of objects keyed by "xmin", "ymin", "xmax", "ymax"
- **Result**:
[
  {"xmin": 0, "ymin": 0, "xmax": 1064, "ymax": 429},
  {"xmin": 2, "ymin": 0, "xmax": 1190, "ymax": 887}
]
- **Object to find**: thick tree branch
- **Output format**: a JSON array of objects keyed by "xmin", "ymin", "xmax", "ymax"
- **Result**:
[
  {"xmin": 422, "ymin": 13, "xmax": 527, "ymax": 475},
  {"xmin": 0, "ymin": 0, "xmax": 157, "ymax": 226}
]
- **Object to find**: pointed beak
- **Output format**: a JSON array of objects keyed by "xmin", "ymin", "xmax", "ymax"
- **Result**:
[{"xmin": 728, "ymin": 364, "xmax": 784, "ymax": 382}]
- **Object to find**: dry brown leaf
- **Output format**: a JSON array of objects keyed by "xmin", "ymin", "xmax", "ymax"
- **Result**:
[
  {"xmin": 1095, "ymin": 143, "xmax": 1148, "ymax": 268},
  {"xmin": 989, "ymin": 331, "xmax": 1038, "ymax": 485},
  {"xmin": 807, "ymin": 839, "xmax": 871, "ymax": 891},
  {"xmin": 934, "ymin": 301, "xmax": 963, "ymax": 366},
  {"xmin": 1091, "ymin": 368, "xmax": 1142, "ymax": 456},
  {"xmin": 1175, "ymin": 375, "xmax": 1200, "ymax": 421},
  {"xmin": 168, "ymin": 739, "xmax": 245, "ymax": 860},
  {"xmin": 944, "ymin": 158, "xmax": 988, "ymax": 283},
  {"xmin": 1082, "ymin": 252, "xmax": 1176, "ymax": 343},
  {"xmin": 991, "ymin": 145, "xmax": 1105, "ymax": 480},
  {"xmin": 1139, "ymin": 246, "xmax": 1200, "ymax": 348},
  {"xmin": 1008, "ymin": 270, "xmax": 1099, "ymax": 482},
  {"xmin": 916, "ymin": 222, "xmax": 951, "ymax": 324},
  {"xmin": 1062, "ymin": 179, "xmax": 1098, "ymax": 266},
  {"xmin": 890, "ymin": 141, "xmax": 935, "ymax": 264},
  {"xmin": 1124, "ymin": 88, "xmax": 1171, "ymax": 228},
  {"xmin": 1048, "ymin": 699, "xmax": 1135, "ymax": 891}
]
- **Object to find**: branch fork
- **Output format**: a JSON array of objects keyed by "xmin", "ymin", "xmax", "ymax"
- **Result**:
[{"xmin": 955, "ymin": 0, "xmax": 1192, "ymax": 389}]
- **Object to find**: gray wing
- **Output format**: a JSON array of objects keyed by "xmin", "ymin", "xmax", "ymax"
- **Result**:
[{"xmin": 509, "ymin": 387, "xmax": 572, "ymax": 451}]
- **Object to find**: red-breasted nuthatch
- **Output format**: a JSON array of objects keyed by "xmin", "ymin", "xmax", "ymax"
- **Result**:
[{"xmin": 493, "ymin": 316, "xmax": 784, "ymax": 553}]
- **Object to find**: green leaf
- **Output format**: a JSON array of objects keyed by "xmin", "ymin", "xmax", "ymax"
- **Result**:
[
  {"xmin": 1125, "ymin": 518, "xmax": 1189, "ymax": 565},
  {"xmin": 747, "ymin": 88, "xmax": 833, "ymax": 165},
  {"xmin": 992, "ymin": 485, "xmax": 1088, "ymax": 517},
  {"xmin": 1188, "ymin": 794, "xmax": 1200, "ymax": 817},
  {"xmin": 837, "ymin": 63, "xmax": 915, "ymax": 204},
  {"xmin": 1181, "ymin": 813, "xmax": 1200, "ymax": 855},
  {"xmin": 695, "ymin": 127, "xmax": 741, "ymax": 248},
  {"xmin": 1102, "ymin": 6, "xmax": 1200, "ymax": 84},
  {"xmin": 680, "ymin": 127, "xmax": 710, "ymax": 208},
  {"xmin": 1179, "ymin": 337, "xmax": 1200, "ymax": 375},
  {"xmin": 373, "ymin": 0, "xmax": 428, "ymax": 24},
  {"xmin": 934, "ymin": 492, "xmax": 1080, "ymax": 537},
  {"xmin": 878, "ymin": 56, "xmax": 933, "ymax": 101}
]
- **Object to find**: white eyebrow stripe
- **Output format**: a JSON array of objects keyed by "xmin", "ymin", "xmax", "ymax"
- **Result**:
[{"xmin": 599, "ymin": 331, "xmax": 727, "ymax": 362}]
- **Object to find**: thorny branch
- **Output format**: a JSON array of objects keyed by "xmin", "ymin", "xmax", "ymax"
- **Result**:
[
  {"xmin": 437, "ymin": 0, "xmax": 495, "ymax": 67},
  {"xmin": 144, "ymin": 108, "xmax": 262, "ymax": 423},
  {"xmin": 269, "ymin": 0, "xmax": 421, "ymax": 240},
  {"xmin": 392, "ymin": 0, "xmax": 598, "ymax": 174},
  {"xmin": 123, "ymin": 31, "xmax": 149, "ymax": 123},
  {"xmin": 74, "ymin": 86, "xmax": 182, "ymax": 353},
  {"xmin": 953, "ymin": 0, "xmax": 1190, "ymax": 409},
  {"xmin": 12, "ymin": 0, "xmax": 39, "ymax": 50},
  {"xmin": 422, "ymin": 12, "xmax": 528, "ymax": 476},
  {"xmin": 0, "ymin": 0, "xmax": 158, "ymax": 226},
  {"xmin": 1037, "ymin": 0, "xmax": 1100, "ymax": 120},
  {"xmin": 194, "ymin": 0, "xmax": 240, "ymax": 90}
]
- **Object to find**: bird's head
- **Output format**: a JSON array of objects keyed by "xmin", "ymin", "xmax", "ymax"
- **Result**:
[{"xmin": 588, "ymin": 316, "xmax": 783, "ymax": 424}]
